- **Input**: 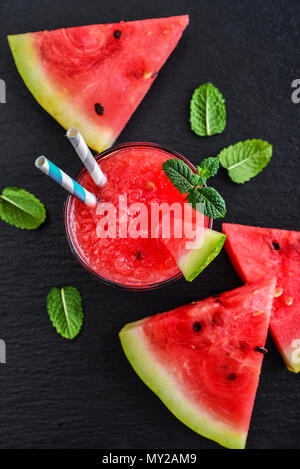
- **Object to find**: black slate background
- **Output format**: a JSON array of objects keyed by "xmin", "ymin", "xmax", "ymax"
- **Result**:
[{"xmin": 0, "ymin": 0, "xmax": 299, "ymax": 450}]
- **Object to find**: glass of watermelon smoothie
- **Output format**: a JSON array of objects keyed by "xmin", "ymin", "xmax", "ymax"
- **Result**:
[{"xmin": 64, "ymin": 142, "xmax": 212, "ymax": 290}]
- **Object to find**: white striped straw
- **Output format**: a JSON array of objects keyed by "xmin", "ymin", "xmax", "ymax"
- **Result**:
[
  {"xmin": 66, "ymin": 127, "xmax": 107, "ymax": 187},
  {"xmin": 35, "ymin": 156, "xmax": 97, "ymax": 207}
]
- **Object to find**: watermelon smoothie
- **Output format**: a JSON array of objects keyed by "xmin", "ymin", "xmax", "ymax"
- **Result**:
[{"xmin": 64, "ymin": 143, "xmax": 211, "ymax": 290}]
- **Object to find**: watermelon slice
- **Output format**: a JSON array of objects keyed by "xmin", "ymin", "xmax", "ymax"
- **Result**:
[
  {"xmin": 223, "ymin": 223, "xmax": 300, "ymax": 373},
  {"xmin": 159, "ymin": 214, "xmax": 226, "ymax": 281},
  {"xmin": 8, "ymin": 16, "xmax": 189, "ymax": 152},
  {"xmin": 175, "ymin": 228, "xmax": 226, "ymax": 281},
  {"xmin": 119, "ymin": 278, "xmax": 276, "ymax": 449}
]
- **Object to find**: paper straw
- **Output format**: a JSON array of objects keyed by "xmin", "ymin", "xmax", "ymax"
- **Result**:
[
  {"xmin": 35, "ymin": 156, "xmax": 97, "ymax": 207},
  {"xmin": 66, "ymin": 127, "xmax": 107, "ymax": 186}
]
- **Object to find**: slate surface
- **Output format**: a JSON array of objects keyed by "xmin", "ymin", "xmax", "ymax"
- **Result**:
[{"xmin": 0, "ymin": 0, "xmax": 299, "ymax": 449}]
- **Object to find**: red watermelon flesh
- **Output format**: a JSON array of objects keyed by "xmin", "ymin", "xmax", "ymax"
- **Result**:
[
  {"xmin": 120, "ymin": 278, "xmax": 276, "ymax": 448},
  {"xmin": 8, "ymin": 16, "xmax": 189, "ymax": 152},
  {"xmin": 223, "ymin": 223, "xmax": 300, "ymax": 373}
]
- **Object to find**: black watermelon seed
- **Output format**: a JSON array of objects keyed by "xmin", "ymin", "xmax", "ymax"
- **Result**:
[
  {"xmin": 226, "ymin": 373, "xmax": 237, "ymax": 381},
  {"xmin": 114, "ymin": 30, "xmax": 122, "ymax": 39},
  {"xmin": 254, "ymin": 346, "xmax": 268, "ymax": 355},
  {"xmin": 135, "ymin": 251, "xmax": 144, "ymax": 260},
  {"xmin": 193, "ymin": 322, "xmax": 202, "ymax": 333},
  {"xmin": 151, "ymin": 71, "xmax": 158, "ymax": 79},
  {"xmin": 272, "ymin": 241, "xmax": 280, "ymax": 250},
  {"xmin": 95, "ymin": 103, "xmax": 104, "ymax": 115}
]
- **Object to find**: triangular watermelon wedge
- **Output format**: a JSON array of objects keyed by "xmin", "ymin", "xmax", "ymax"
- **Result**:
[
  {"xmin": 119, "ymin": 278, "xmax": 276, "ymax": 449},
  {"xmin": 223, "ymin": 223, "xmax": 300, "ymax": 373},
  {"xmin": 157, "ymin": 212, "xmax": 226, "ymax": 281},
  {"xmin": 8, "ymin": 16, "xmax": 189, "ymax": 152},
  {"xmin": 161, "ymin": 225, "xmax": 226, "ymax": 282}
]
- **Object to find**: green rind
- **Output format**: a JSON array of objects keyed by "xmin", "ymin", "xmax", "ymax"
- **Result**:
[
  {"xmin": 7, "ymin": 34, "xmax": 114, "ymax": 152},
  {"xmin": 179, "ymin": 230, "xmax": 226, "ymax": 282},
  {"xmin": 278, "ymin": 343, "xmax": 300, "ymax": 374},
  {"xmin": 287, "ymin": 365, "xmax": 300, "ymax": 374},
  {"xmin": 286, "ymin": 362, "xmax": 300, "ymax": 374},
  {"xmin": 267, "ymin": 333, "xmax": 300, "ymax": 373},
  {"xmin": 119, "ymin": 322, "xmax": 247, "ymax": 449}
]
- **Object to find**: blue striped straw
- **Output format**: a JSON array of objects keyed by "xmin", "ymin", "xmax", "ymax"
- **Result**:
[
  {"xmin": 35, "ymin": 156, "xmax": 97, "ymax": 207},
  {"xmin": 66, "ymin": 127, "xmax": 107, "ymax": 187}
]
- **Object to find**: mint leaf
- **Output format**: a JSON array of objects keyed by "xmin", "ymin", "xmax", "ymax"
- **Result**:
[
  {"xmin": 0, "ymin": 187, "xmax": 46, "ymax": 229},
  {"xmin": 191, "ymin": 172, "xmax": 206, "ymax": 187},
  {"xmin": 162, "ymin": 159, "xmax": 201, "ymax": 193},
  {"xmin": 47, "ymin": 286, "xmax": 83, "ymax": 339},
  {"xmin": 190, "ymin": 83, "xmax": 226, "ymax": 137},
  {"xmin": 187, "ymin": 187, "xmax": 226, "ymax": 219},
  {"xmin": 163, "ymin": 158, "xmax": 226, "ymax": 219},
  {"xmin": 197, "ymin": 157, "xmax": 220, "ymax": 179},
  {"xmin": 218, "ymin": 139, "xmax": 272, "ymax": 183}
]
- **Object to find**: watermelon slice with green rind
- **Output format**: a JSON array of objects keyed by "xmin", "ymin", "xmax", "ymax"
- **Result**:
[
  {"xmin": 8, "ymin": 16, "xmax": 189, "ymax": 152},
  {"xmin": 223, "ymin": 223, "xmax": 300, "ymax": 373},
  {"xmin": 160, "ymin": 220, "xmax": 226, "ymax": 281},
  {"xmin": 119, "ymin": 278, "xmax": 276, "ymax": 449}
]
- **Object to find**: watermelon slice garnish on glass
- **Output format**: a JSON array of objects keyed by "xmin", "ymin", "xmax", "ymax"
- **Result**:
[
  {"xmin": 223, "ymin": 223, "xmax": 300, "ymax": 373},
  {"xmin": 158, "ymin": 213, "xmax": 226, "ymax": 281},
  {"xmin": 119, "ymin": 278, "xmax": 276, "ymax": 449},
  {"xmin": 7, "ymin": 16, "xmax": 189, "ymax": 152},
  {"xmin": 166, "ymin": 227, "xmax": 226, "ymax": 282}
]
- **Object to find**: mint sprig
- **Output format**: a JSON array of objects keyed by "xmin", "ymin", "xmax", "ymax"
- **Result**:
[
  {"xmin": 0, "ymin": 187, "xmax": 46, "ymax": 229},
  {"xmin": 163, "ymin": 159, "xmax": 206, "ymax": 193},
  {"xmin": 197, "ymin": 156, "xmax": 220, "ymax": 179},
  {"xmin": 187, "ymin": 186, "xmax": 226, "ymax": 219},
  {"xmin": 190, "ymin": 83, "xmax": 226, "ymax": 137},
  {"xmin": 218, "ymin": 139, "xmax": 272, "ymax": 183},
  {"xmin": 162, "ymin": 158, "xmax": 226, "ymax": 219},
  {"xmin": 47, "ymin": 286, "xmax": 83, "ymax": 339}
]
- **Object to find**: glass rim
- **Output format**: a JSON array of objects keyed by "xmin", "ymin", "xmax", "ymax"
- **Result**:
[{"xmin": 63, "ymin": 141, "xmax": 213, "ymax": 291}]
